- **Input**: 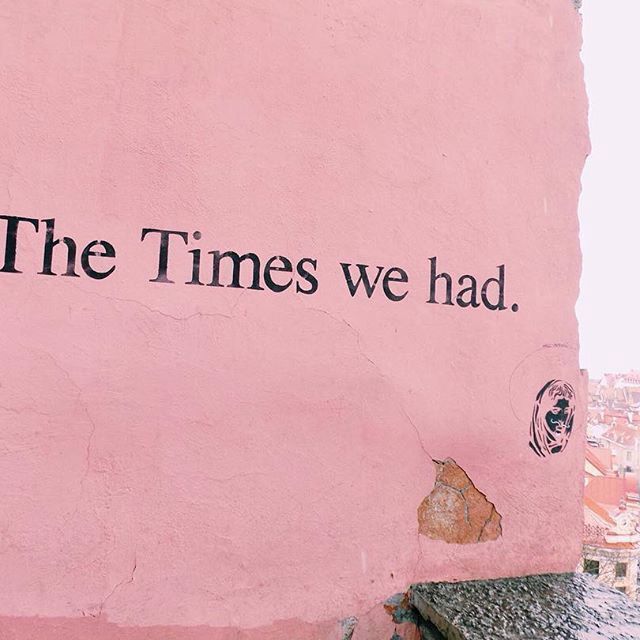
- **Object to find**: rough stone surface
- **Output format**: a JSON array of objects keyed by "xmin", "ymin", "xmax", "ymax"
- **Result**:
[
  {"xmin": 410, "ymin": 573, "xmax": 640, "ymax": 640},
  {"xmin": 340, "ymin": 616, "xmax": 358, "ymax": 640},
  {"xmin": 418, "ymin": 625, "xmax": 446, "ymax": 640},
  {"xmin": 384, "ymin": 593, "xmax": 445, "ymax": 639},
  {"xmin": 417, "ymin": 459, "xmax": 502, "ymax": 544}
]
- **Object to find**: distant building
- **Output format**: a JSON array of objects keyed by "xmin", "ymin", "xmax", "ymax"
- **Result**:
[
  {"xmin": 600, "ymin": 424, "xmax": 640, "ymax": 472},
  {"xmin": 582, "ymin": 373, "xmax": 640, "ymax": 599},
  {"xmin": 585, "ymin": 446, "xmax": 615, "ymax": 480},
  {"xmin": 582, "ymin": 494, "xmax": 640, "ymax": 599}
]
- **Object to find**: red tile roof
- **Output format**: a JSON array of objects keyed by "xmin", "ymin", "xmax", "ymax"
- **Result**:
[
  {"xmin": 584, "ymin": 476, "xmax": 638, "ymax": 506},
  {"xmin": 602, "ymin": 423, "xmax": 637, "ymax": 447},
  {"xmin": 585, "ymin": 446, "xmax": 613, "ymax": 476},
  {"xmin": 584, "ymin": 496, "xmax": 616, "ymax": 527}
]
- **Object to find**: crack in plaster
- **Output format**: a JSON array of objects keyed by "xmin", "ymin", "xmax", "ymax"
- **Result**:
[
  {"xmin": 71, "ymin": 285, "xmax": 234, "ymax": 322},
  {"xmin": 35, "ymin": 350, "xmax": 97, "ymax": 488},
  {"xmin": 207, "ymin": 472, "xmax": 269, "ymax": 484},
  {"xmin": 302, "ymin": 307, "xmax": 447, "ymax": 579},
  {"xmin": 96, "ymin": 555, "xmax": 137, "ymax": 618},
  {"xmin": 305, "ymin": 306, "xmax": 434, "ymax": 461},
  {"xmin": 303, "ymin": 308, "xmax": 500, "ymax": 566},
  {"xmin": 306, "ymin": 307, "xmax": 378, "ymax": 369},
  {"xmin": 27, "ymin": 348, "xmax": 100, "ymax": 527},
  {"xmin": 0, "ymin": 404, "xmax": 51, "ymax": 418}
]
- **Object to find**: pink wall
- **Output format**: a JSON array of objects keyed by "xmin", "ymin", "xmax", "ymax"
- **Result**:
[{"xmin": 0, "ymin": 1, "xmax": 588, "ymax": 638}]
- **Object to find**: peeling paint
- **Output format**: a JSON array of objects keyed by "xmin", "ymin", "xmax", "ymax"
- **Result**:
[{"xmin": 417, "ymin": 459, "xmax": 502, "ymax": 544}]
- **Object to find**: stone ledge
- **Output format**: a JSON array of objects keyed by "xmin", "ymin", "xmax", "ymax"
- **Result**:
[{"xmin": 407, "ymin": 573, "xmax": 640, "ymax": 640}]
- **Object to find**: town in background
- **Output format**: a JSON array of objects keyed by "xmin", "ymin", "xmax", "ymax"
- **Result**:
[{"xmin": 583, "ymin": 372, "xmax": 640, "ymax": 598}]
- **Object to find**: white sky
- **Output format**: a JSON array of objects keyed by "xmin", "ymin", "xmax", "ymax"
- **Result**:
[{"xmin": 577, "ymin": 1, "xmax": 640, "ymax": 378}]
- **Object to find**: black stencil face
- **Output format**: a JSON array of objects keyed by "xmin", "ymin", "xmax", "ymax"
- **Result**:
[{"xmin": 529, "ymin": 380, "xmax": 575, "ymax": 458}]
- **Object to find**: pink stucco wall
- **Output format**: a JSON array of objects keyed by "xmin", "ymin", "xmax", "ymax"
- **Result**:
[{"xmin": 0, "ymin": 1, "xmax": 588, "ymax": 638}]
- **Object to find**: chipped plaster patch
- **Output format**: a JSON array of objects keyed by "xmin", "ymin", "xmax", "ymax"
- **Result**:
[{"xmin": 417, "ymin": 459, "xmax": 502, "ymax": 544}]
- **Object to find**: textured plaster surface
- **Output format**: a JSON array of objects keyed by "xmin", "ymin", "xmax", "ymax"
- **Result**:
[{"xmin": 0, "ymin": 0, "xmax": 588, "ymax": 637}]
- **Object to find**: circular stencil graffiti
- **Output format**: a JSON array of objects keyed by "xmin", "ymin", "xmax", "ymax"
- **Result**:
[{"xmin": 529, "ymin": 380, "xmax": 576, "ymax": 457}]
